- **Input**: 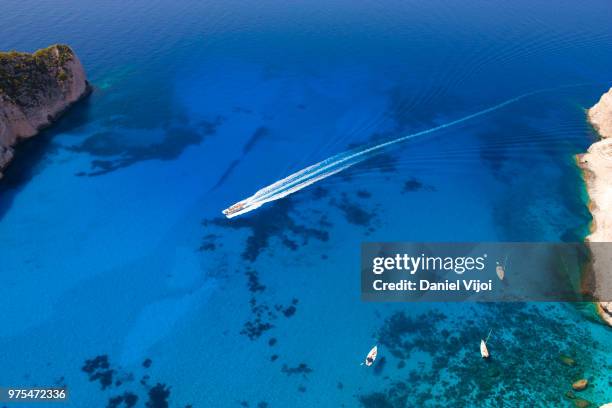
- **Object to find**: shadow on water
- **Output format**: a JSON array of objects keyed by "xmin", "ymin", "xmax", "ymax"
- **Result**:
[
  {"xmin": 71, "ymin": 121, "xmax": 218, "ymax": 177},
  {"xmin": 0, "ymin": 95, "xmax": 94, "ymax": 221}
]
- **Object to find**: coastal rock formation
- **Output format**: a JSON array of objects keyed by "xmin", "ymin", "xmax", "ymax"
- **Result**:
[
  {"xmin": 578, "ymin": 87, "xmax": 612, "ymax": 326},
  {"xmin": 560, "ymin": 355, "xmax": 576, "ymax": 367},
  {"xmin": 571, "ymin": 379, "xmax": 588, "ymax": 391},
  {"xmin": 574, "ymin": 399, "xmax": 591, "ymax": 408},
  {"xmin": 0, "ymin": 44, "xmax": 89, "ymax": 178},
  {"xmin": 588, "ymin": 88, "xmax": 612, "ymax": 138},
  {"xmin": 598, "ymin": 301, "xmax": 612, "ymax": 325}
]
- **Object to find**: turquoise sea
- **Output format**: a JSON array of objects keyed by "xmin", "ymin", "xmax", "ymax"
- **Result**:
[{"xmin": 1, "ymin": 0, "xmax": 612, "ymax": 406}]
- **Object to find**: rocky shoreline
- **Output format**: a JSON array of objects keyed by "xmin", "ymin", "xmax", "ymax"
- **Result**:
[
  {"xmin": 0, "ymin": 44, "xmax": 90, "ymax": 179},
  {"xmin": 577, "ymin": 87, "xmax": 612, "ymax": 326}
]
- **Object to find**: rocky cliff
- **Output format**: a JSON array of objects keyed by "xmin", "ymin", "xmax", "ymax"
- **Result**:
[
  {"xmin": 0, "ymin": 44, "xmax": 89, "ymax": 178},
  {"xmin": 577, "ymin": 87, "xmax": 612, "ymax": 326},
  {"xmin": 588, "ymin": 87, "xmax": 612, "ymax": 138}
]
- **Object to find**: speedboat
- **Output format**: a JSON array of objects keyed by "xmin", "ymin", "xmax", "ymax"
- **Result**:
[
  {"xmin": 222, "ymin": 201, "xmax": 246, "ymax": 217},
  {"xmin": 222, "ymin": 200, "xmax": 263, "ymax": 218}
]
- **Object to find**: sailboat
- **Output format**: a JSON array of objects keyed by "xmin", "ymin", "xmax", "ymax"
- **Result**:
[
  {"xmin": 363, "ymin": 345, "xmax": 378, "ymax": 366},
  {"xmin": 480, "ymin": 339, "xmax": 490, "ymax": 359},
  {"xmin": 495, "ymin": 262, "xmax": 505, "ymax": 281},
  {"xmin": 480, "ymin": 329, "xmax": 492, "ymax": 359},
  {"xmin": 496, "ymin": 256, "xmax": 508, "ymax": 281}
]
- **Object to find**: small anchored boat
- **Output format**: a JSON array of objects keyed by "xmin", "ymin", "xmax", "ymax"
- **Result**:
[
  {"xmin": 480, "ymin": 339, "xmax": 490, "ymax": 358},
  {"xmin": 496, "ymin": 262, "xmax": 505, "ymax": 281},
  {"xmin": 364, "ymin": 345, "xmax": 378, "ymax": 366},
  {"xmin": 496, "ymin": 256, "xmax": 508, "ymax": 281},
  {"xmin": 480, "ymin": 329, "xmax": 492, "ymax": 359}
]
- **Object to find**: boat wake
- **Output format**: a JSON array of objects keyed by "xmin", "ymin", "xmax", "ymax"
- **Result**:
[{"xmin": 222, "ymin": 88, "xmax": 547, "ymax": 218}]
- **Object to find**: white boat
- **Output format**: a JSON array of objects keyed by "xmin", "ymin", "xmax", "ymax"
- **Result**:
[
  {"xmin": 496, "ymin": 262, "xmax": 505, "ymax": 280},
  {"xmin": 480, "ymin": 339, "xmax": 490, "ymax": 358},
  {"xmin": 364, "ymin": 345, "xmax": 378, "ymax": 366},
  {"xmin": 222, "ymin": 199, "xmax": 263, "ymax": 218}
]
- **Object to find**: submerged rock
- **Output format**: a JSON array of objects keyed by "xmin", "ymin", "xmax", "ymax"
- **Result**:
[
  {"xmin": 0, "ymin": 44, "xmax": 89, "ymax": 178},
  {"xmin": 571, "ymin": 379, "xmax": 588, "ymax": 391},
  {"xmin": 574, "ymin": 398, "xmax": 591, "ymax": 408},
  {"xmin": 560, "ymin": 355, "xmax": 577, "ymax": 367}
]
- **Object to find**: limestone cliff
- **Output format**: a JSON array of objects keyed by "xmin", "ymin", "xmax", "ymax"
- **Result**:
[
  {"xmin": 577, "ymin": 87, "xmax": 612, "ymax": 326},
  {"xmin": 0, "ymin": 44, "xmax": 89, "ymax": 178},
  {"xmin": 588, "ymin": 87, "xmax": 612, "ymax": 138}
]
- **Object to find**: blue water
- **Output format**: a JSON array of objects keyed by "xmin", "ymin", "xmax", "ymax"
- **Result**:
[{"xmin": 1, "ymin": 0, "xmax": 612, "ymax": 406}]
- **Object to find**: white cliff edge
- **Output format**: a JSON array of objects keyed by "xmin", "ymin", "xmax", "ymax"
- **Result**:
[{"xmin": 577, "ymin": 86, "xmax": 612, "ymax": 326}]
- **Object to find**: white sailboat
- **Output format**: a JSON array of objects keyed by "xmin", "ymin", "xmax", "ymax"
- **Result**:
[
  {"xmin": 363, "ymin": 345, "xmax": 378, "ymax": 366},
  {"xmin": 496, "ymin": 262, "xmax": 505, "ymax": 281},
  {"xmin": 480, "ymin": 329, "xmax": 492, "ymax": 359},
  {"xmin": 480, "ymin": 339, "xmax": 490, "ymax": 359},
  {"xmin": 496, "ymin": 255, "xmax": 508, "ymax": 280}
]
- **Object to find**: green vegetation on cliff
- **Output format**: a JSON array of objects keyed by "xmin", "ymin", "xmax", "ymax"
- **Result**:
[{"xmin": 0, "ymin": 44, "xmax": 75, "ymax": 107}]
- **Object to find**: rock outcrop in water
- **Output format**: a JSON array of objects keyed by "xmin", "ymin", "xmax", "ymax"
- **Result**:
[
  {"xmin": 577, "ymin": 87, "xmax": 612, "ymax": 326},
  {"xmin": 0, "ymin": 44, "xmax": 89, "ymax": 178}
]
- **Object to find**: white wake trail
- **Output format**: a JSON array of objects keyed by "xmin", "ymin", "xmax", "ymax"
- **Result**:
[{"xmin": 222, "ymin": 89, "xmax": 544, "ymax": 218}]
